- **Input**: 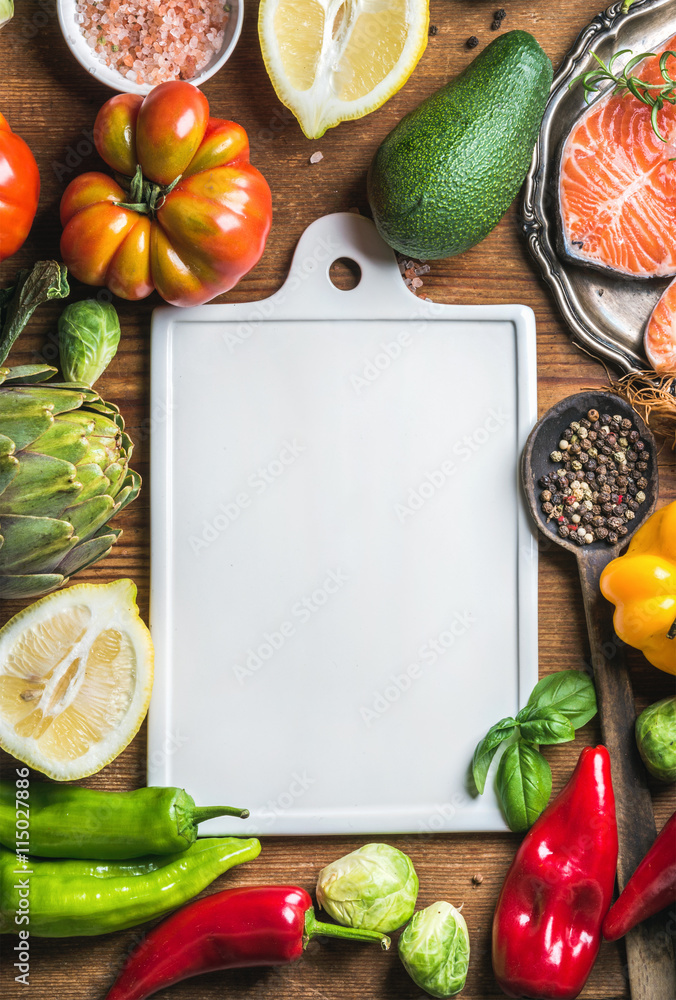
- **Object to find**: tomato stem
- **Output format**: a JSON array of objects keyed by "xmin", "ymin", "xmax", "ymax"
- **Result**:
[{"xmin": 116, "ymin": 164, "xmax": 181, "ymax": 219}]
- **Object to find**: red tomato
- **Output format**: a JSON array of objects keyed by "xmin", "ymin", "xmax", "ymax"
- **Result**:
[
  {"xmin": 60, "ymin": 82, "xmax": 272, "ymax": 307},
  {"xmin": 0, "ymin": 113, "xmax": 40, "ymax": 263}
]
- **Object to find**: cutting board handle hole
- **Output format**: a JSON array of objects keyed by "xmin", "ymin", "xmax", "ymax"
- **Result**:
[{"xmin": 329, "ymin": 257, "xmax": 361, "ymax": 291}]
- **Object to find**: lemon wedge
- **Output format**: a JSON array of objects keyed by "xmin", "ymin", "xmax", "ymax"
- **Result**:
[
  {"xmin": 258, "ymin": 0, "xmax": 429, "ymax": 139},
  {"xmin": 0, "ymin": 580, "xmax": 153, "ymax": 781}
]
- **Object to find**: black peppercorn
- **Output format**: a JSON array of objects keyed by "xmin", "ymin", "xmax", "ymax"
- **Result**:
[
  {"xmin": 608, "ymin": 531, "xmax": 619, "ymax": 544},
  {"xmin": 558, "ymin": 524, "xmax": 570, "ymax": 538},
  {"xmin": 466, "ymin": 35, "xmax": 479, "ymax": 47}
]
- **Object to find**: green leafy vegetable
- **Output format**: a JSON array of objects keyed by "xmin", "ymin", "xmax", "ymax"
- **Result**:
[
  {"xmin": 525, "ymin": 670, "xmax": 597, "ymax": 729},
  {"xmin": 399, "ymin": 901, "xmax": 470, "ymax": 998},
  {"xmin": 496, "ymin": 740, "xmax": 552, "ymax": 832},
  {"xmin": 470, "ymin": 670, "xmax": 597, "ymax": 830},
  {"xmin": 0, "ymin": 0, "xmax": 12, "ymax": 29},
  {"xmin": 571, "ymin": 47, "xmax": 676, "ymax": 143},
  {"xmin": 0, "ymin": 262, "xmax": 70, "ymax": 366},
  {"xmin": 316, "ymin": 843, "xmax": 418, "ymax": 933},
  {"xmin": 58, "ymin": 299, "xmax": 121, "ymax": 386},
  {"xmin": 517, "ymin": 708, "xmax": 575, "ymax": 746},
  {"xmin": 472, "ymin": 717, "xmax": 517, "ymax": 794}
]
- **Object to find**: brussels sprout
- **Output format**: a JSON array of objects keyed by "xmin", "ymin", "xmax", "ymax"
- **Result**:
[
  {"xmin": 636, "ymin": 696, "xmax": 676, "ymax": 783},
  {"xmin": 316, "ymin": 843, "xmax": 418, "ymax": 933},
  {"xmin": 399, "ymin": 901, "xmax": 470, "ymax": 998},
  {"xmin": 58, "ymin": 299, "xmax": 121, "ymax": 386},
  {"xmin": 0, "ymin": 1, "xmax": 12, "ymax": 29}
]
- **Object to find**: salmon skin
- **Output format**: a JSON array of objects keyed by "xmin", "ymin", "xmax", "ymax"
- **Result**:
[
  {"xmin": 645, "ymin": 278, "xmax": 676, "ymax": 373},
  {"xmin": 559, "ymin": 39, "xmax": 676, "ymax": 279}
]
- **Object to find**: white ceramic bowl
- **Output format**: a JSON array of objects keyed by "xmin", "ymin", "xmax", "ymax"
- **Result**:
[{"xmin": 56, "ymin": 0, "xmax": 244, "ymax": 96}]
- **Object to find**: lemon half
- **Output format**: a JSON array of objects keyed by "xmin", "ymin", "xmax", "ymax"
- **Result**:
[
  {"xmin": 259, "ymin": 0, "xmax": 429, "ymax": 139},
  {"xmin": 0, "ymin": 580, "xmax": 153, "ymax": 781}
]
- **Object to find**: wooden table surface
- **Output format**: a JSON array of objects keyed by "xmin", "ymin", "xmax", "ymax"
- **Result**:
[{"xmin": 1, "ymin": 2, "xmax": 675, "ymax": 998}]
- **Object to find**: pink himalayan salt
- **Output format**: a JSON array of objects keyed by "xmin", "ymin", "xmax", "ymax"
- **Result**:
[{"xmin": 76, "ymin": 0, "xmax": 229, "ymax": 86}]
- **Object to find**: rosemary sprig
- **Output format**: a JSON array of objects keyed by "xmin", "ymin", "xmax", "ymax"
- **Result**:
[{"xmin": 571, "ymin": 48, "xmax": 676, "ymax": 143}]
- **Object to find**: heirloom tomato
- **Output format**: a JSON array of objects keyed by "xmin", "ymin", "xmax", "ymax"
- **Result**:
[
  {"xmin": 60, "ymin": 82, "xmax": 272, "ymax": 307},
  {"xmin": 0, "ymin": 112, "xmax": 40, "ymax": 263}
]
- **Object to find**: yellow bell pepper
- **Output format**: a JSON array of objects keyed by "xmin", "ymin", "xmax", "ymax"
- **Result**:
[{"xmin": 600, "ymin": 501, "xmax": 676, "ymax": 675}]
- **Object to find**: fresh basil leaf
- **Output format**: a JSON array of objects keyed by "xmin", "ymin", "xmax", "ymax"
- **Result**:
[
  {"xmin": 496, "ymin": 740, "xmax": 552, "ymax": 832},
  {"xmin": 472, "ymin": 718, "xmax": 517, "ymax": 794},
  {"xmin": 518, "ymin": 708, "xmax": 576, "ymax": 746},
  {"xmin": 526, "ymin": 670, "xmax": 597, "ymax": 730}
]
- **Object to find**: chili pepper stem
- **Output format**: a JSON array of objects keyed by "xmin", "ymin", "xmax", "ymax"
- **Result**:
[
  {"xmin": 667, "ymin": 616, "xmax": 676, "ymax": 639},
  {"xmin": 304, "ymin": 908, "xmax": 390, "ymax": 950},
  {"xmin": 191, "ymin": 805, "xmax": 250, "ymax": 822}
]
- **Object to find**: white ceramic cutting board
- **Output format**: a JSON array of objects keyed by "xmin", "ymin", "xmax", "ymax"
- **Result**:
[{"xmin": 148, "ymin": 212, "xmax": 538, "ymax": 835}]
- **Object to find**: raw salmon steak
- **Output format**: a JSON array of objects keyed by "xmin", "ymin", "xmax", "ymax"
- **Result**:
[
  {"xmin": 645, "ymin": 278, "xmax": 676, "ymax": 373},
  {"xmin": 559, "ymin": 39, "xmax": 676, "ymax": 278}
]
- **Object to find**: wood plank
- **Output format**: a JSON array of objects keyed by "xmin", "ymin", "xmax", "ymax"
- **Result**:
[{"xmin": 1, "ymin": 2, "xmax": 675, "ymax": 998}]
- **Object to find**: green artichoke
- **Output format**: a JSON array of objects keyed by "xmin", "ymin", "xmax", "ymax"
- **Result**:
[{"xmin": 0, "ymin": 365, "xmax": 140, "ymax": 599}]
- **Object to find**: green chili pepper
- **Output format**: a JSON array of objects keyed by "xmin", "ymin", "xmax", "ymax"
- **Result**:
[
  {"xmin": 0, "ymin": 836, "xmax": 261, "ymax": 937},
  {"xmin": 0, "ymin": 783, "xmax": 249, "ymax": 859}
]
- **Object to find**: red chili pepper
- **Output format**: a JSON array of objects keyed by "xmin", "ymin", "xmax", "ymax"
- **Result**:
[
  {"xmin": 105, "ymin": 885, "xmax": 390, "ymax": 1000},
  {"xmin": 492, "ymin": 745, "xmax": 618, "ymax": 1000},
  {"xmin": 603, "ymin": 809, "xmax": 676, "ymax": 941}
]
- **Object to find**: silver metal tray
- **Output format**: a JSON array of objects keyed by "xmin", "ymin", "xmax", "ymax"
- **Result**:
[{"xmin": 522, "ymin": 0, "xmax": 676, "ymax": 374}]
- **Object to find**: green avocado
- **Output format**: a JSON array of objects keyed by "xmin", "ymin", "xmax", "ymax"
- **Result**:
[{"xmin": 367, "ymin": 31, "xmax": 553, "ymax": 260}]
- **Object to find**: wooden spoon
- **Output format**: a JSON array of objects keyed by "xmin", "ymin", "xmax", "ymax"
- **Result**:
[{"xmin": 522, "ymin": 390, "xmax": 675, "ymax": 1000}]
